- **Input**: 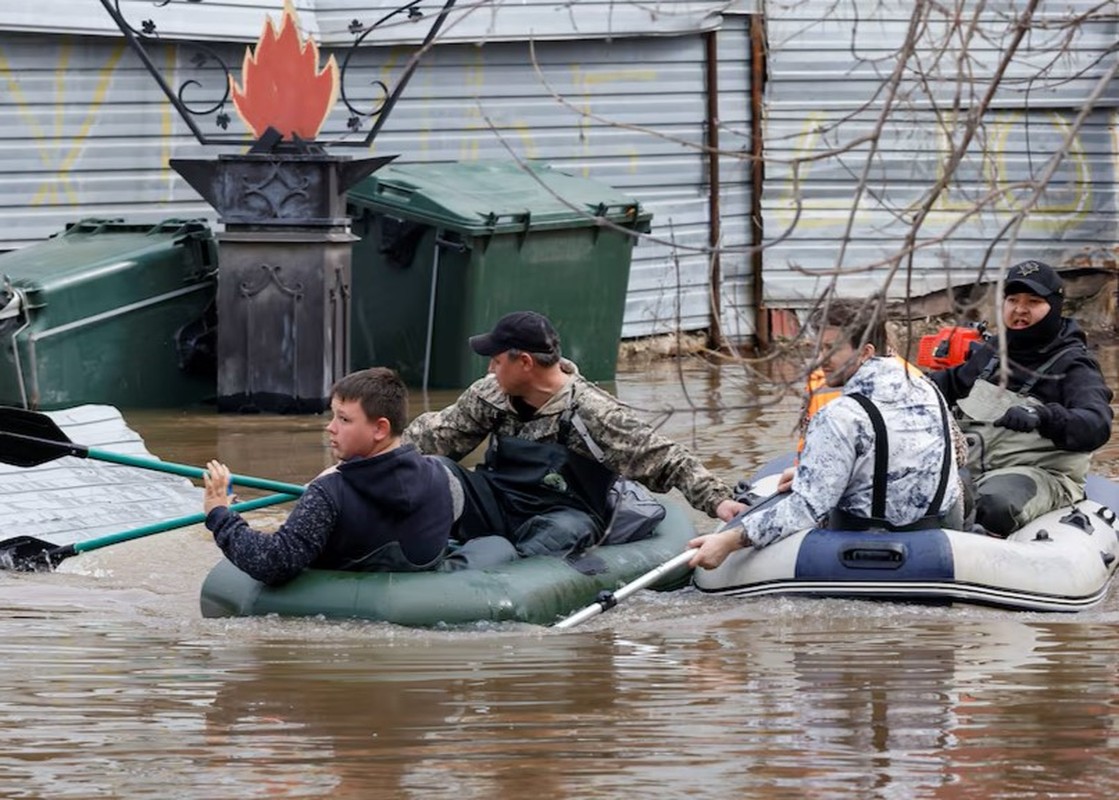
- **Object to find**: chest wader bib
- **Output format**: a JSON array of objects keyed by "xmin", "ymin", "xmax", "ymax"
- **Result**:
[
  {"xmin": 449, "ymin": 408, "xmax": 619, "ymax": 557},
  {"xmin": 956, "ymin": 348, "xmax": 1089, "ymax": 496},
  {"xmin": 955, "ymin": 346, "xmax": 1088, "ymax": 535}
]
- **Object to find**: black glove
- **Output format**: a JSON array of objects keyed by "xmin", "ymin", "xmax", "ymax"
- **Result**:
[{"xmin": 993, "ymin": 405, "xmax": 1043, "ymax": 433}]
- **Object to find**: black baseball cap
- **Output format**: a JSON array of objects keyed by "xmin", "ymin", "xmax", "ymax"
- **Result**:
[
  {"xmin": 1005, "ymin": 260, "xmax": 1063, "ymax": 300},
  {"xmin": 469, "ymin": 311, "xmax": 561, "ymax": 357}
]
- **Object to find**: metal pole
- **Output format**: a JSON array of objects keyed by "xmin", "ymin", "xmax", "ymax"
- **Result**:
[
  {"xmin": 705, "ymin": 30, "xmax": 725, "ymax": 352},
  {"xmin": 749, "ymin": 14, "xmax": 770, "ymax": 351},
  {"xmin": 422, "ymin": 234, "xmax": 442, "ymax": 397},
  {"xmin": 554, "ymin": 549, "xmax": 698, "ymax": 629}
]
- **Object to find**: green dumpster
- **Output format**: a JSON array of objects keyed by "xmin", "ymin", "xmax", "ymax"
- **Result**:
[
  {"xmin": 0, "ymin": 218, "xmax": 218, "ymax": 410},
  {"xmin": 346, "ymin": 161, "xmax": 652, "ymax": 388}
]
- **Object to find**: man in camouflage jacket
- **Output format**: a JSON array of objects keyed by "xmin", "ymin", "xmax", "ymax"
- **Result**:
[{"xmin": 404, "ymin": 311, "xmax": 745, "ymax": 557}]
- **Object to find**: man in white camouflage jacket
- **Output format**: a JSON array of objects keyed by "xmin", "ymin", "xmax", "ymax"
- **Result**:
[
  {"xmin": 403, "ymin": 310, "xmax": 746, "ymax": 558},
  {"xmin": 690, "ymin": 298, "xmax": 962, "ymax": 570}
]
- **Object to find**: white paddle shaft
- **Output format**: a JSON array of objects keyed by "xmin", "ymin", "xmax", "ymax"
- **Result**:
[
  {"xmin": 553, "ymin": 548, "xmax": 698, "ymax": 629},
  {"xmin": 553, "ymin": 482, "xmax": 787, "ymax": 630}
]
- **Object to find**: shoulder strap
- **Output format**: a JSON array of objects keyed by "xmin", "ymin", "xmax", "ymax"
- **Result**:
[
  {"xmin": 977, "ymin": 352, "xmax": 1000, "ymax": 382},
  {"xmin": 846, "ymin": 393, "xmax": 888, "ymax": 520},
  {"xmin": 1018, "ymin": 342, "xmax": 1087, "ymax": 395},
  {"xmin": 979, "ymin": 342, "xmax": 1086, "ymax": 394},
  {"xmin": 559, "ymin": 404, "xmax": 606, "ymax": 463},
  {"xmin": 847, "ymin": 387, "xmax": 952, "ymax": 522}
]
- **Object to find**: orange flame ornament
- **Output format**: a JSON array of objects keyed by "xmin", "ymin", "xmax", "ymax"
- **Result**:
[{"xmin": 230, "ymin": 0, "xmax": 340, "ymax": 142}]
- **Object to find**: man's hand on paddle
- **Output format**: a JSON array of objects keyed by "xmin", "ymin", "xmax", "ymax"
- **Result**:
[
  {"xmin": 203, "ymin": 460, "xmax": 234, "ymax": 514},
  {"xmin": 777, "ymin": 467, "xmax": 795, "ymax": 494},
  {"xmin": 688, "ymin": 527, "xmax": 744, "ymax": 570}
]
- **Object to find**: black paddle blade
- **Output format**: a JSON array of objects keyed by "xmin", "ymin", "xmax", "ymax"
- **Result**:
[
  {"xmin": 0, "ymin": 536, "xmax": 69, "ymax": 572},
  {"xmin": 0, "ymin": 407, "xmax": 84, "ymax": 467},
  {"xmin": 0, "ymin": 406, "xmax": 71, "ymax": 442}
]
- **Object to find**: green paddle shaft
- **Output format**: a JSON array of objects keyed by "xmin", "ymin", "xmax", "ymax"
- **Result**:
[
  {"xmin": 69, "ymin": 493, "xmax": 298, "ymax": 556},
  {"xmin": 0, "ymin": 407, "xmax": 310, "ymax": 569},
  {"xmin": 85, "ymin": 446, "xmax": 307, "ymax": 496},
  {"xmin": 0, "ymin": 422, "xmax": 308, "ymax": 496}
]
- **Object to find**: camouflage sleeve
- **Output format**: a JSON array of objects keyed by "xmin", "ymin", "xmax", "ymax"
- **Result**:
[
  {"xmin": 948, "ymin": 415, "xmax": 969, "ymax": 467},
  {"xmin": 402, "ymin": 379, "xmax": 496, "ymax": 461},
  {"xmin": 923, "ymin": 376, "xmax": 968, "ymax": 467},
  {"xmin": 576, "ymin": 390, "xmax": 733, "ymax": 517}
]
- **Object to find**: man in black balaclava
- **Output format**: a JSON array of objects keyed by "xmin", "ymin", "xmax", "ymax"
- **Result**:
[{"xmin": 929, "ymin": 260, "xmax": 1113, "ymax": 536}]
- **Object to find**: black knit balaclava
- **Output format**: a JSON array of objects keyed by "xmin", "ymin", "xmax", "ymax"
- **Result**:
[{"xmin": 1003, "ymin": 260, "xmax": 1064, "ymax": 357}]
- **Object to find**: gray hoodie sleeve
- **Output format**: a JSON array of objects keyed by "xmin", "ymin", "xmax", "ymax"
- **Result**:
[{"xmin": 205, "ymin": 482, "xmax": 339, "ymax": 586}]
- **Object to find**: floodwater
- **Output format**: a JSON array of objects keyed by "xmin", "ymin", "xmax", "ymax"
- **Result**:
[{"xmin": 3, "ymin": 355, "xmax": 1119, "ymax": 799}]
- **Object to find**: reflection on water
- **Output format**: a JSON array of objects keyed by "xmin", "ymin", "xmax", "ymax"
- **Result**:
[
  {"xmin": 1, "ymin": 609, "xmax": 1117, "ymax": 799},
  {"xmin": 1, "ymin": 356, "xmax": 1118, "ymax": 798}
]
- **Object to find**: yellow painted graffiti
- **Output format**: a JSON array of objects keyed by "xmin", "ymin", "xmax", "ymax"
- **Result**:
[
  {"xmin": 772, "ymin": 111, "xmax": 1096, "ymax": 235},
  {"xmin": 458, "ymin": 48, "xmax": 486, "ymax": 162},
  {"xmin": 936, "ymin": 110, "xmax": 1092, "ymax": 222},
  {"xmin": 0, "ymin": 39, "xmax": 126, "ymax": 207},
  {"xmin": 453, "ymin": 48, "xmax": 543, "ymax": 163},
  {"xmin": 365, "ymin": 47, "xmax": 403, "ymax": 157},
  {"xmin": 570, "ymin": 66, "xmax": 654, "ymax": 175}
]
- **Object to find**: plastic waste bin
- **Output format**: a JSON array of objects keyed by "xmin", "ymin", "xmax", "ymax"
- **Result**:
[
  {"xmin": 346, "ymin": 161, "xmax": 652, "ymax": 389},
  {"xmin": 0, "ymin": 218, "xmax": 218, "ymax": 409}
]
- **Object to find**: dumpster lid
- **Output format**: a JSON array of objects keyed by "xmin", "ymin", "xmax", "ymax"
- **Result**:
[
  {"xmin": 0, "ymin": 218, "xmax": 213, "ymax": 292},
  {"xmin": 347, "ymin": 161, "xmax": 651, "ymax": 235}
]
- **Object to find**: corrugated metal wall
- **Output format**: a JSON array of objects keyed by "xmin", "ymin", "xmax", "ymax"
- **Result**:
[
  {"xmin": 760, "ymin": 0, "xmax": 1119, "ymax": 310},
  {"xmin": 0, "ymin": 1, "xmax": 733, "ymax": 44},
  {"xmin": 0, "ymin": 4, "xmax": 751, "ymax": 339},
  {"xmin": 7, "ymin": 1, "xmax": 1112, "ymax": 341}
]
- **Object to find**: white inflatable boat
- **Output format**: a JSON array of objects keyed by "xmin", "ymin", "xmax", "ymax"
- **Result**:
[{"xmin": 694, "ymin": 462, "xmax": 1119, "ymax": 613}]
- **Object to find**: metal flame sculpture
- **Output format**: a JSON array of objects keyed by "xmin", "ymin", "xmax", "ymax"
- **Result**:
[{"xmin": 230, "ymin": 1, "xmax": 339, "ymax": 142}]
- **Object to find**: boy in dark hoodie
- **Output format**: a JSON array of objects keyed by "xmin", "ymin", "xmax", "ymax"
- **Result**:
[
  {"xmin": 929, "ymin": 260, "xmax": 1113, "ymax": 536},
  {"xmin": 203, "ymin": 368, "xmax": 457, "ymax": 585}
]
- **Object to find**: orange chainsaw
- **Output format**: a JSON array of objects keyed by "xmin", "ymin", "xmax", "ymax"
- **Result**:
[{"xmin": 916, "ymin": 321, "xmax": 988, "ymax": 369}]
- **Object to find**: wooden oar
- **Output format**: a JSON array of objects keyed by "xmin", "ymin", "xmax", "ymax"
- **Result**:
[
  {"xmin": 0, "ymin": 493, "xmax": 297, "ymax": 572},
  {"xmin": 553, "ymin": 485, "xmax": 786, "ymax": 630},
  {"xmin": 0, "ymin": 406, "xmax": 306, "ymax": 496}
]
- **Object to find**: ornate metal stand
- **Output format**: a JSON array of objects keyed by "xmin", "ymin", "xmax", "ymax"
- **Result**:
[{"xmin": 99, "ymin": 0, "xmax": 456, "ymax": 412}]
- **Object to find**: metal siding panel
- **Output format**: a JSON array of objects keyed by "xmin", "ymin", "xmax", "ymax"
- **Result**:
[
  {"xmin": 0, "ymin": 35, "xmax": 216, "ymax": 249},
  {"xmin": 318, "ymin": 2, "xmax": 732, "ymax": 44},
  {"xmin": 0, "ymin": 2, "xmax": 734, "ymax": 44},
  {"xmin": 761, "ymin": 0, "xmax": 1119, "ymax": 309},
  {"xmin": 713, "ymin": 14, "xmax": 753, "ymax": 338},
  {"xmin": 0, "ymin": 1, "xmax": 300, "ymax": 41}
]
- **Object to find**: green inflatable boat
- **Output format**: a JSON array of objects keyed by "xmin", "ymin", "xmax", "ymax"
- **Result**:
[{"xmin": 199, "ymin": 501, "xmax": 698, "ymax": 627}]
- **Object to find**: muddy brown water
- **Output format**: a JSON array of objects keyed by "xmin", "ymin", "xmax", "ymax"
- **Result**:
[{"xmin": 2, "ymin": 357, "xmax": 1119, "ymax": 799}]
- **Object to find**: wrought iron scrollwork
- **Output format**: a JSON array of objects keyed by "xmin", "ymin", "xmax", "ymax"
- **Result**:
[
  {"xmin": 335, "ymin": 0, "xmax": 456, "ymax": 147},
  {"xmin": 98, "ymin": 0, "xmax": 458, "ymax": 150},
  {"xmin": 101, "ymin": 0, "xmax": 237, "ymax": 144}
]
